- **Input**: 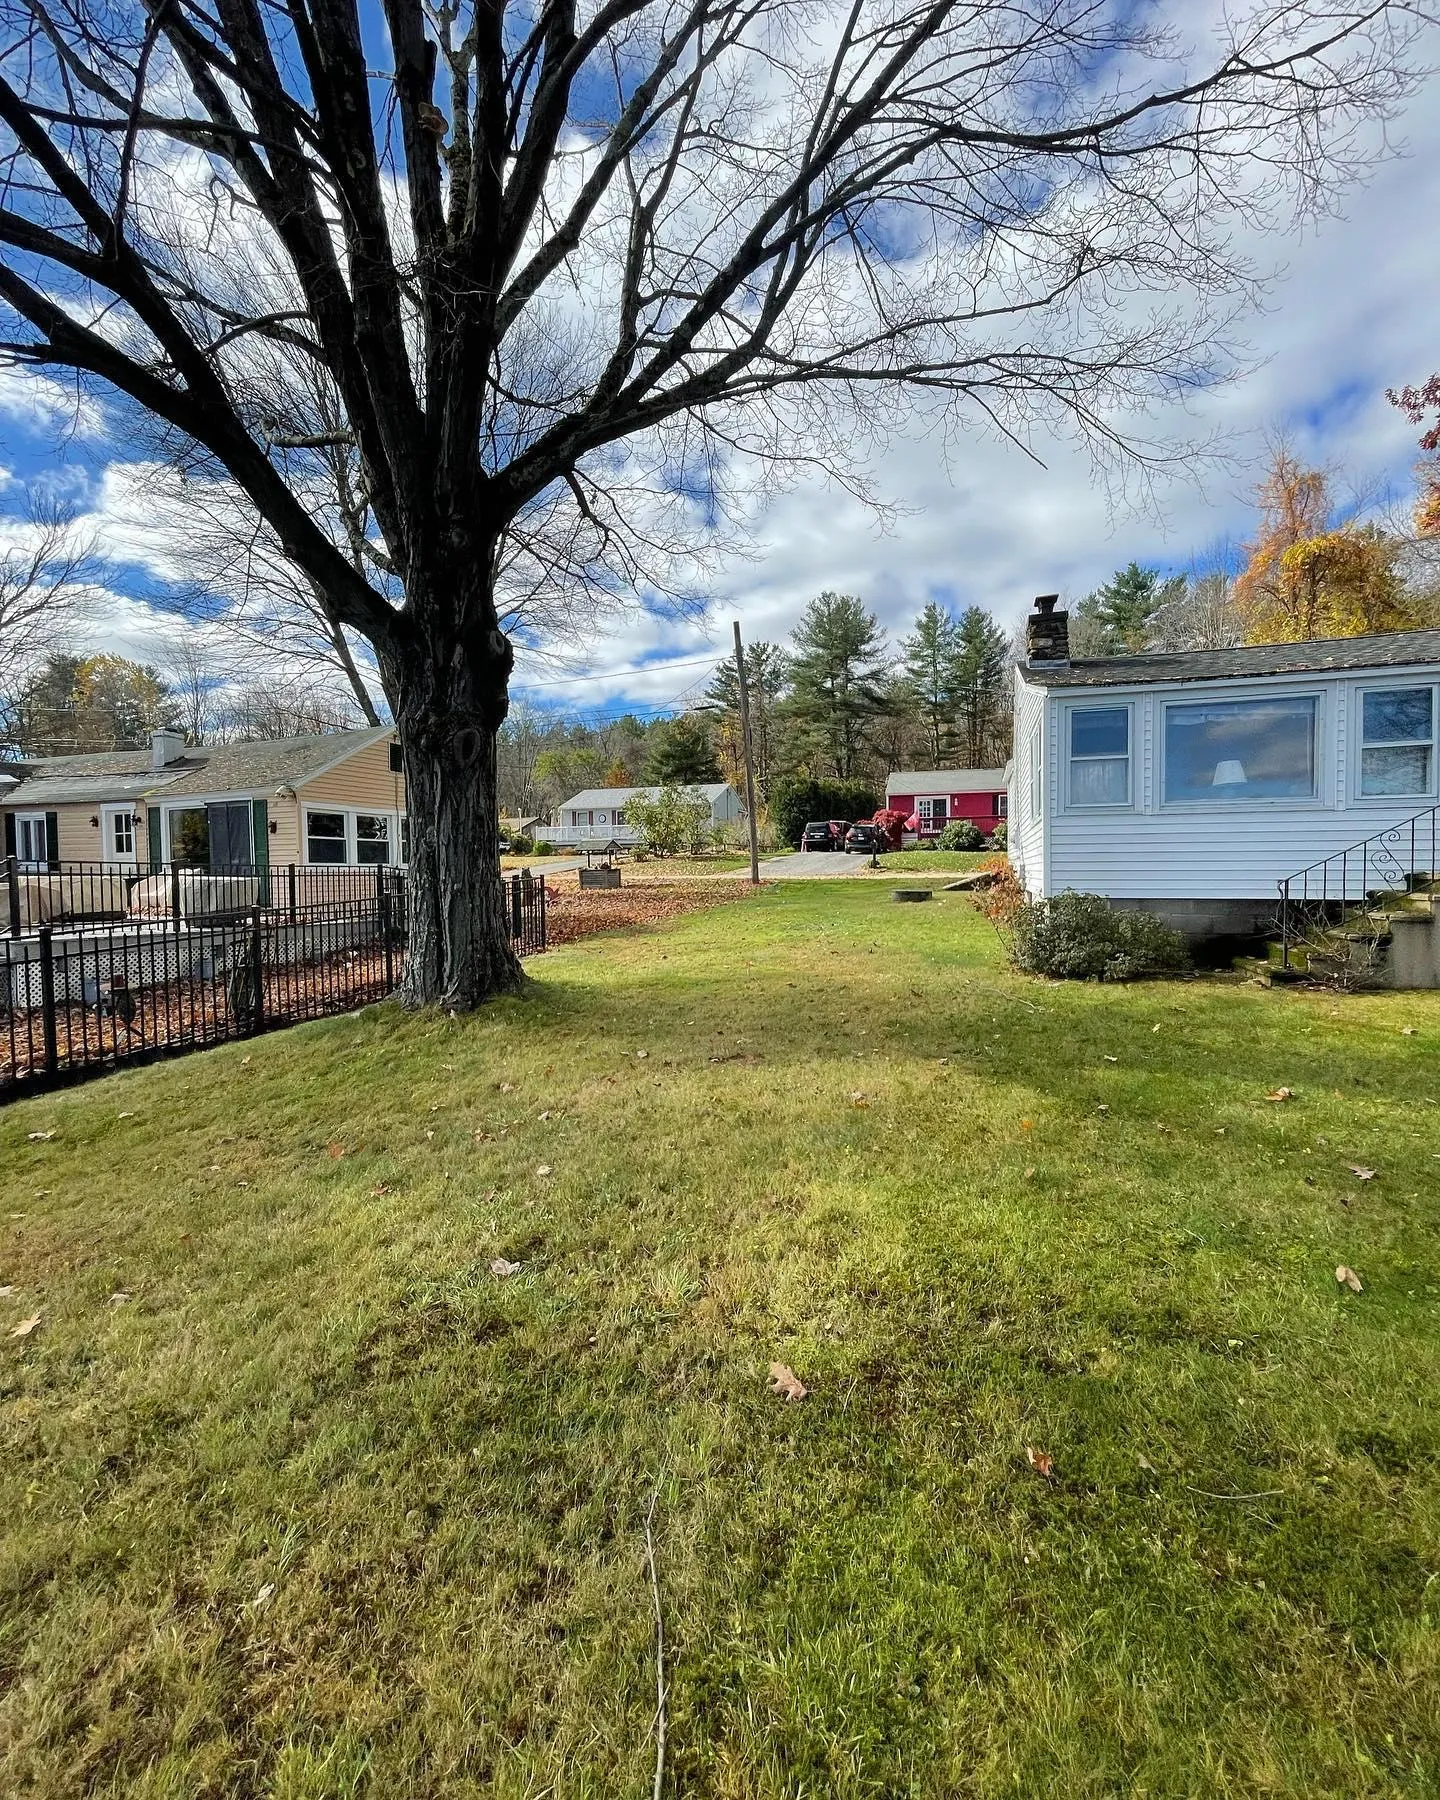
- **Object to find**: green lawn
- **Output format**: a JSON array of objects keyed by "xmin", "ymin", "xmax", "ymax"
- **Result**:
[
  {"xmin": 3, "ymin": 885, "xmax": 1439, "ymax": 1797},
  {"xmin": 876, "ymin": 847, "xmax": 993, "ymax": 873}
]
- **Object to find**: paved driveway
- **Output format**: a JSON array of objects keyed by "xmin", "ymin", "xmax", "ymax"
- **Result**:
[{"xmin": 744, "ymin": 850, "xmax": 871, "ymax": 878}]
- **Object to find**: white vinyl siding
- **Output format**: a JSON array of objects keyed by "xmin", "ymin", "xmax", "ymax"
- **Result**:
[{"xmin": 1018, "ymin": 667, "xmax": 1440, "ymax": 901}]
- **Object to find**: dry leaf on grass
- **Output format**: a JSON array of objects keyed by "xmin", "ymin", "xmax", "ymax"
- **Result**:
[
  {"xmin": 1103, "ymin": 1054, "xmax": 1118, "ymax": 1063},
  {"xmin": 635, "ymin": 1049, "xmax": 649, "ymax": 1060},
  {"xmin": 1264, "ymin": 1087, "xmax": 1294, "ymax": 1103},
  {"xmin": 768, "ymin": 1362, "xmax": 807, "ymax": 1401},
  {"xmin": 370, "ymin": 1184, "xmax": 391, "ymax": 1197},
  {"xmin": 535, "ymin": 1164, "xmax": 552, "ymax": 1177},
  {"xmin": 10, "ymin": 1313, "xmax": 41, "ymax": 1338},
  {"xmin": 117, "ymin": 1111, "xmax": 136, "ymax": 1120},
  {"xmin": 490, "ymin": 1258, "xmax": 522, "ymax": 1278},
  {"xmin": 849, "ymin": 1091, "xmax": 871, "ymax": 1107},
  {"xmin": 108, "ymin": 1291, "xmax": 132, "ymax": 1306},
  {"xmin": 325, "ymin": 1143, "xmax": 346, "ymax": 1160},
  {"xmin": 26, "ymin": 1131, "xmax": 55, "ymax": 1142},
  {"xmin": 252, "ymin": 1582, "xmax": 276, "ymax": 1609},
  {"xmin": 1346, "ymin": 1165, "xmax": 1376, "ymax": 1181},
  {"xmin": 499, "ymin": 1082, "xmax": 514, "ymax": 1093},
  {"xmin": 1025, "ymin": 1445, "xmax": 1055, "ymax": 1479},
  {"xmin": 1401, "ymin": 1026, "xmax": 1417, "ymax": 1036},
  {"xmin": 0, "ymin": 1285, "xmax": 13, "ymax": 1298},
  {"xmin": 1335, "ymin": 1265, "xmax": 1364, "ymax": 1293}
]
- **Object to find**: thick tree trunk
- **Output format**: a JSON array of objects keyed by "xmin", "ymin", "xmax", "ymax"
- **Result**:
[{"xmin": 388, "ymin": 577, "xmax": 522, "ymax": 1009}]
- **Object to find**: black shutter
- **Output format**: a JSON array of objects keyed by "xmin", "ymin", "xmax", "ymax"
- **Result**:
[
  {"xmin": 44, "ymin": 811, "xmax": 59, "ymax": 869},
  {"xmin": 388, "ymin": 740, "xmax": 403, "ymax": 773},
  {"xmin": 3, "ymin": 812, "xmax": 14, "ymax": 858}
]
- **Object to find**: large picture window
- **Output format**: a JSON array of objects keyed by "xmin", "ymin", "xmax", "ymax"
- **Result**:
[
  {"xmin": 306, "ymin": 809, "xmax": 348, "ymax": 864},
  {"xmin": 1360, "ymin": 687, "xmax": 1433, "ymax": 797},
  {"xmin": 1067, "ymin": 706, "xmax": 1130, "ymax": 807},
  {"xmin": 1164, "ymin": 696, "xmax": 1316, "ymax": 803}
]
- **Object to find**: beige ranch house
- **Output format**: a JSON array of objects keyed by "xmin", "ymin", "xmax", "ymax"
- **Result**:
[{"xmin": 1, "ymin": 726, "xmax": 407, "ymax": 873}]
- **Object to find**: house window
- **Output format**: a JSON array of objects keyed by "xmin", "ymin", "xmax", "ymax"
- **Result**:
[
  {"xmin": 14, "ymin": 812, "xmax": 48, "ymax": 868},
  {"xmin": 306, "ymin": 809, "xmax": 348, "ymax": 864},
  {"xmin": 996, "ymin": 793, "xmax": 1008, "ymax": 818},
  {"xmin": 1029, "ymin": 724, "xmax": 1042, "ymax": 818},
  {"xmin": 917, "ymin": 797, "xmax": 947, "ymax": 830},
  {"xmin": 356, "ymin": 813, "xmax": 390, "ymax": 865},
  {"xmin": 614, "ymin": 808, "xmax": 626, "ymax": 826},
  {"xmin": 399, "ymin": 815, "xmax": 411, "ymax": 864},
  {"xmin": 1068, "ymin": 706, "xmax": 1130, "ymax": 807},
  {"xmin": 107, "ymin": 810, "xmax": 135, "ymax": 858},
  {"xmin": 1163, "ymin": 697, "xmax": 1316, "ymax": 804},
  {"xmin": 1360, "ymin": 688, "xmax": 1433, "ymax": 797}
]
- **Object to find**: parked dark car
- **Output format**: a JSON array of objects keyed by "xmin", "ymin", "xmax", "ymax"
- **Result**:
[
  {"xmin": 844, "ymin": 821, "xmax": 886, "ymax": 855},
  {"xmin": 801, "ymin": 819, "xmax": 848, "ymax": 852}
]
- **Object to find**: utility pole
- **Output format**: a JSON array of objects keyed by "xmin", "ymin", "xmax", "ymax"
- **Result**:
[{"xmin": 732, "ymin": 619, "xmax": 761, "ymax": 885}]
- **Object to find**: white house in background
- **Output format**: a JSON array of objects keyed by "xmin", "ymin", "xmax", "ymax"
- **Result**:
[
  {"xmin": 1009, "ymin": 595, "xmax": 1440, "ymax": 938},
  {"xmin": 540, "ymin": 783, "xmax": 744, "ymax": 847}
]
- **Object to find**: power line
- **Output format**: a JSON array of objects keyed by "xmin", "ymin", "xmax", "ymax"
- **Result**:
[{"xmin": 512, "ymin": 652, "xmax": 721, "ymax": 690}]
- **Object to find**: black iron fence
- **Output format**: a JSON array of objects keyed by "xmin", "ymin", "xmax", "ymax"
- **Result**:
[{"xmin": 1, "ymin": 860, "xmax": 546, "ymax": 1099}]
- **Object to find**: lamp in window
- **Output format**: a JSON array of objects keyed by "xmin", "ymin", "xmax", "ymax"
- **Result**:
[{"xmin": 1212, "ymin": 759, "xmax": 1247, "ymax": 788}]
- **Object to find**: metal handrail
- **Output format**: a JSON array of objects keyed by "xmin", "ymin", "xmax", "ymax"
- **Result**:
[{"xmin": 1279, "ymin": 803, "xmax": 1440, "ymax": 969}]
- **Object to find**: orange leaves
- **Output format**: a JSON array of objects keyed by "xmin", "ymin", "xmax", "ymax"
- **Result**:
[
  {"xmin": 1264, "ymin": 1087, "xmax": 1294, "ymax": 1103},
  {"xmin": 1335, "ymin": 1265, "xmax": 1364, "ymax": 1293},
  {"xmin": 1025, "ymin": 1446, "xmax": 1054, "ymax": 1480}
]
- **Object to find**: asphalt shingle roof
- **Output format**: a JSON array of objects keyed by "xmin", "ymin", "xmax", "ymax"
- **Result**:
[
  {"xmin": 562, "ymin": 784, "xmax": 734, "ymax": 808},
  {"xmin": 1021, "ymin": 628, "xmax": 1440, "ymax": 688},
  {"xmin": 1, "ymin": 727, "xmax": 392, "ymax": 807}
]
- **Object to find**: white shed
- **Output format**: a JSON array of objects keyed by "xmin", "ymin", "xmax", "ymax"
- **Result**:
[{"xmin": 1009, "ymin": 597, "xmax": 1440, "ymax": 937}]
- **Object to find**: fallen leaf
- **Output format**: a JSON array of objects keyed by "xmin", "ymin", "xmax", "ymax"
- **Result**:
[
  {"xmin": 108, "ymin": 1291, "xmax": 132, "ymax": 1306},
  {"xmin": 849, "ymin": 1090, "xmax": 870, "ymax": 1107},
  {"xmin": 538, "ymin": 1110, "xmax": 552, "ymax": 1120},
  {"xmin": 9, "ymin": 1313, "xmax": 41, "ymax": 1338},
  {"xmin": 1151, "ymin": 1024, "xmax": 1161, "ymax": 1033},
  {"xmin": 490, "ymin": 1258, "xmax": 522, "ymax": 1278},
  {"xmin": 370, "ymin": 1183, "xmax": 391, "ymax": 1197},
  {"xmin": 535, "ymin": 1164, "xmax": 552, "ymax": 1177},
  {"xmin": 26, "ymin": 1131, "xmax": 55, "ymax": 1142},
  {"xmin": 1020, "ymin": 1118, "xmax": 1032, "ymax": 1130},
  {"xmin": 768, "ymin": 1362, "xmax": 807, "ymax": 1401},
  {"xmin": 117, "ymin": 1111, "xmax": 136, "ymax": 1120},
  {"xmin": 1096, "ymin": 1103, "xmax": 1109, "ymax": 1114},
  {"xmin": 1346, "ymin": 1165, "xmax": 1376, "ymax": 1181},
  {"xmin": 241, "ymin": 1055, "xmax": 251, "ymax": 1065},
  {"xmin": 1401, "ymin": 1027, "xmax": 1417, "ymax": 1036},
  {"xmin": 1138, "ymin": 1453, "xmax": 1155, "ymax": 1471},
  {"xmin": 1335, "ymin": 1264, "xmax": 1364, "ymax": 1293},
  {"xmin": 253, "ymin": 1582, "xmax": 276, "ymax": 1609},
  {"xmin": 1265, "ymin": 1088, "xmax": 1293, "ymax": 1103},
  {"xmin": 0, "ymin": 1285, "xmax": 13, "ymax": 1297},
  {"xmin": 635, "ymin": 1049, "xmax": 649, "ymax": 1060},
  {"xmin": 1103, "ymin": 1054, "xmax": 1118, "ymax": 1063},
  {"xmin": 499, "ymin": 1082, "xmax": 515, "ymax": 1093},
  {"xmin": 1025, "ymin": 1445, "xmax": 1054, "ymax": 1479},
  {"xmin": 1023, "ymin": 1166, "xmax": 1036, "ymax": 1179}
]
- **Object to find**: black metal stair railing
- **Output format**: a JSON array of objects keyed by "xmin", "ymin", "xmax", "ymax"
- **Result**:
[{"xmin": 1279, "ymin": 805, "xmax": 1440, "ymax": 969}]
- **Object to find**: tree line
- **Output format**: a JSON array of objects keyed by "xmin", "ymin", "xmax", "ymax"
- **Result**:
[{"xmin": 496, "ymin": 593, "xmax": 1014, "ymax": 818}]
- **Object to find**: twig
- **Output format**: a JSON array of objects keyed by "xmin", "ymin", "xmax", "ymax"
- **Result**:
[
  {"xmin": 644, "ymin": 1479, "xmax": 668, "ymax": 1800},
  {"xmin": 1184, "ymin": 1486, "xmax": 1287, "ymax": 1501}
]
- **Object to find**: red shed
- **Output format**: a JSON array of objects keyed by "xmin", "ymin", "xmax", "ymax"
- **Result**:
[{"xmin": 884, "ymin": 767, "xmax": 1009, "ymax": 839}]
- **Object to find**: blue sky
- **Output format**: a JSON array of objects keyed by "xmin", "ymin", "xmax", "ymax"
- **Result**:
[{"xmin": 0, "ymin": 44, "xmax": 1435, "ymax": 728}]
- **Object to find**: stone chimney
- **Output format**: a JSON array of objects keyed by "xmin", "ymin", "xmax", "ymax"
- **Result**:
[
  {"xmin": 1025, "ymin": 594, "xmax": 1069, "ymax": 664},
  {"xmin": 151, "ymin": 727, "xmax": 186, "ymax": 769}
]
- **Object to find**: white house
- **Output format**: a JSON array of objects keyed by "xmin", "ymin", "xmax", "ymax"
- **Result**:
[
  {"xmin": 1010, "ymin": 596, "xmax": 1440, "ymax": 938},
  {"xmin": 540, "ymin": 783, "xmax": 744, "ymax": 847}
]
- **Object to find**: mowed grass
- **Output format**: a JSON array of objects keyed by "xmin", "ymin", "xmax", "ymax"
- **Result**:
[
  {"xmin": 3, "ymin": 885, "xmax": 1440, "ymax": 1798},
  {"xmin": 876, "ymin": 848, "xmax": 993, "ymax": 873}
]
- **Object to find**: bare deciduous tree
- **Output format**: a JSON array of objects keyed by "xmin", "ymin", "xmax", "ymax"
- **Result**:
[
  {"xmin": 0, "ymin": 0, "xmax": 1422, "ymax": 1001},
  {"xmin": 0, "ymin": 487, "xmax": 90, "ymax": 696}
]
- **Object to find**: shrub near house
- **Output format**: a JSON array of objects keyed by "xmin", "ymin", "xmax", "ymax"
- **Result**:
[{"xmin": 625, "ymin": 785, "xmax": 713, "ymax": 857}]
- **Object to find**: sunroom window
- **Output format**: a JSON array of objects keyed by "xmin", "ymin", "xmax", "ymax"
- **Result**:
[
  {"xmin": 355, "ymin": 813, "xmax": 390, "ymax": 865},
  {"xmin": 1068, "ymin": 707, "xmax": 1130, "ymax": 806},
  {"xmin": 1164, "ymin": 697, "xmax": 1316, "ymax": 803},
  {"xmin": 1360, "ymin": 688, "xmax": 1433, "ymax": 797}
]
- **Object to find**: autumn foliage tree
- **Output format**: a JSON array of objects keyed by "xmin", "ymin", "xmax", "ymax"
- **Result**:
[
  {"xmin": 1389, "ymin": 376, "xmax": 1440, "ymax": 538},
  {"xmin": 1233, "ymin": 448, "xmax": 1419, "ymax": 642}
]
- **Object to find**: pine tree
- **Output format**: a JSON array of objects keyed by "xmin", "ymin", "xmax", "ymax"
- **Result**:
[
  {"xmin": 899, "ymin": 602, "xmax": 962, "ymax": 766},
  {"xmin": 952, "ymin": 607, "xmax": 1011, "ymax": 765},
  {"xmin": 645, "ymin": 713, "xmax": 722, "ymax": 784},
  {"xmin": 786, "ymin": 593, "xmax": 890, "ymax": 780},
  {"xmin": 1073, "ymin": 563, "xmax": 1185, "ymax": 654},
  {"xmin": 702, "ymin": 642, "xmax": 789, "ymax": 795}
]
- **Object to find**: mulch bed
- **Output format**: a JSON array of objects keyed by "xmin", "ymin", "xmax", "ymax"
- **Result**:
[{"xmin": 541, "ymin": 879, "xmax": 758, "ymax": 946}]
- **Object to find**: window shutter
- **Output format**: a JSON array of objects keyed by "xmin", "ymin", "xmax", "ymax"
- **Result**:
[
  {"xmin": 388, "ymin": 741, "xmax": 403, "ymax": 773},
  {"xmin": 3, "ymin": 812, "xmax": 14, "ymax": 858},
  {"xmin": 44, "ymin": 811, "xmax": 59, "ymax": 869},
  {"xmin": 147, "ymin": 807, "xmax": 162, "ymax": 870}
]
